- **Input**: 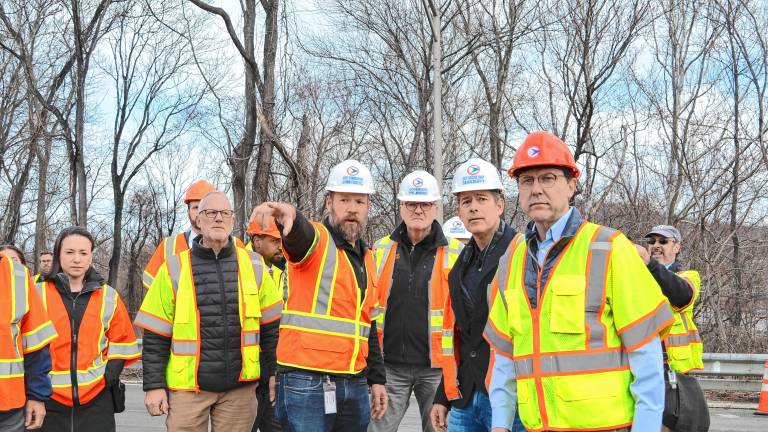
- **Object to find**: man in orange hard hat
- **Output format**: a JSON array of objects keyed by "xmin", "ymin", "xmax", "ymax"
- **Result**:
[
  {"xmin": 142, "ymin": 180, "xmax": 215, "ymax": 290},
  {"xmin": 248, "ymin": 216, "xmax": 285, "ymax": 432},
  {"xmin": 485, "ymin": 131, "xmax": 673, "ymax": 432}
]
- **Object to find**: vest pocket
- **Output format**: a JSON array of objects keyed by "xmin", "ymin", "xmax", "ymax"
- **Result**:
[
  {"xmin": 549, "ymin": 275, "xmax": 586, "ymax": 334},
  {"xmin": 669, "ymin": 344, "xmax": 692, "ymax": 360},
  {"xmin": 555, "ymin": 372, "xmax": 620, "ymax": 401},
  {"xmin": 299, "ymin": 332, "xmax": 348, "ymax": 353}
]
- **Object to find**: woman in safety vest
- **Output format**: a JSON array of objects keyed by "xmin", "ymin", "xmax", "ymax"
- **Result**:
[{"xmin": 38, "ymin": 227, "xmax": 140, "ymax": 432}]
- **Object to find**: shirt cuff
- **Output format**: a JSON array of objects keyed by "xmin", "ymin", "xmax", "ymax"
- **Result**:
[{"xmin": 631, "ymin": 406, "xmax": 663, "ymax": 432}]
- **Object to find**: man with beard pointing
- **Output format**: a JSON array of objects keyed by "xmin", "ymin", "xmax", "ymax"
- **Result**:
[{"xmin": 249, "ymin": 160, "xmax": 388, "ymax": 432}]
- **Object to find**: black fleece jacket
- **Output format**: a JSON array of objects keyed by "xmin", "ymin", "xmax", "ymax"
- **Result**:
[
  {"xmin": 277, "ymin": 211, "xmax": 386, "ymax": 385},
  {"xmin": 141, "ymin": 237, "xmax": 279, "ymax": 392},
  {"xmin": 646, "ymin": 260, "xmax": 693, "ymax": 309},
  {"xmin": 51, "ymin": 269, "xmax": 124, "ymax": 405}
]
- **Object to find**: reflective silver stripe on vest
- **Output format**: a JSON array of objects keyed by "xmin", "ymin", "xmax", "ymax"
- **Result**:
[
  {"xmin": 248, "ymin": 252, "xmax": 264, "ymax": 288},
  {"xmin": 50, "ymin": 361, "xmax": 107, "ymax": 386},
  {"xmin": 134, "ymin": 311, "xmax": 173, "ymax": 336},
  {"xmin": 620, "ymin": 304, "xmax": 672, "ymax": 349},
  {"xmin": 243, "ymin": 332, "xmax": 260, "ymax": 346},
  {"xmin": 142, "ymin": 272, "xmax": 154, "ymax": 288},
  {"xmin": 375, "ymin": 239, "xmax": 394, "ymax": 277},
  {"xmin": 0, "ymin": 359, "xmax": 24, "ymax": 376},
  {"xmin": 667, "ymin": 331, "xmax": 701, "ymax": 346},
  {"xmin": 167, "ymin": 254, "xmax": 183, "ymax": 297},
  {"xmin": 23, "ymin": 321, "xmax": 57, "ymax": 351},
  {"xmin": 99, "ymin": 287, "xmax": 118, "ymax": 355},
  {"xmin": 281, "ymin": 313, "xmax": 370, "ymax": 338},
  {"xmin": 9, "ymin": 264, "xmax": 28, "ymax": 359},
  {"xmin": 171, "ymin": 340, "xmax": 198, "ymax": 355},
  {"xmin": 483, "ymin": 321, "xmax": 513, "ymax": 354},
  {"xmin": 34, "ymin": 281, "xmax": 45, "ymax": 302},
  {"xmin": 585, "ymin": 227, "xmax": 616, "ymax": 348},
  {"xmin": 513, "ymin": 349, "xmax": 629, "ymax": 377},
  {"xmin": 261, "ymin": 302, "xmax": 282, "ymax": 322},
  {"xmin": 313, "ymin": 233, "xmax": 339, "ymax": 316},
  {"xmin": 107, "ymin": 343, "xmax": 140, "ymax": 358},
  {"xmin": 370, "ymin": 306, "xmax": 383, "ymax": 321},
  {"xmin": 164, "ymin": 235, "xmax": 177, "ymax": 261}
]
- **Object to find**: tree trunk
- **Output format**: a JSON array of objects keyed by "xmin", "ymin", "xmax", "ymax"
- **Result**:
[
  {"xmin": 108, "ymin": 191, "xmax": 124, "ymax": 287},
  {"xmin": 34, "ymin": 130, "xmax": 53, "ymax": 271}
]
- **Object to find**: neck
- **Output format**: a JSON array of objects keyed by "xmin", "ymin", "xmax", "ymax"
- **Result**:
[
  {"xmin": 407, "ymin": 225, "xmax": 430, "ymax": 245},
  {"xmin": 202, "ymin": 237, "xmax": 228, "ymax": 255},
  {"xmin": 68, "ymin": 275, "xmax": 85, "ymax": 292},
  {"xmin": 534, "ymin": 209, "xmax": 569, "ymax": 241},
  {"xmin": 473, "ymin": 221, "xmax": 500, "ymax": 251}
]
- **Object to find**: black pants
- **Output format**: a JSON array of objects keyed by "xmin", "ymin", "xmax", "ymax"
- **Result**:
[
  {"xmin": 41, "ymin": 388, "xmax": 115, "ymax": 432},
  {"xmin": 252, "ymin": 379, "xmax": 282, "ymax": 432}
]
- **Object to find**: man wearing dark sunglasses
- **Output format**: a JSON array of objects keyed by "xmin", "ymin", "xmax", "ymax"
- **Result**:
[{"xmin": 636, "ymin": 225, "xmax": 707, "ymax": 431}]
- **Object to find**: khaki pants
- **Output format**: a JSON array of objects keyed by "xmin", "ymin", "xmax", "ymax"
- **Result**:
[{"xmin": 166, "ymin": 383, "xmax": 258, "ymax": 432}]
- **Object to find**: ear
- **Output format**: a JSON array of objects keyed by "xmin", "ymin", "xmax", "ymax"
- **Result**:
[
  {"xmin": 497, "ymin": 195, "xmax": 505, "ymax": 216},
  {"xmin": 673, "ymin": 242, "xmax": 682, "ymax": 255},
  {"xmin": 567, "ymin": 178, "xmax": 578, "ymax": 199}
]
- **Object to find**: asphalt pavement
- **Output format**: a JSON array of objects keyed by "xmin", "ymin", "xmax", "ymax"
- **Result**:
[{"xmin": 118, "ymin": 383, "xmax": 767, "ymax": 431}]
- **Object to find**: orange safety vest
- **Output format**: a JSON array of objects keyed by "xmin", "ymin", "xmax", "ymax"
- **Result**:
[
  {"xmin": 38, "ymin": 281, "xmax": 140, "ymax": 406},
  {"xmin": 373, "ymin": 237, "xmax": 462, "ymax": 367},
  {"xmin": 439, "ymin": 233, "xmax": 524, "ymax": 400},
  {"xmin": 144, "ymin": 232, "xmax": 246, "ymax": 290},
  {"xmin": 276, "ymin": 221, "xmax": 381, "ymax": 374},
  {"xmin": 0, "ymin": 257, "xmax": 57, "ymax": 411}
]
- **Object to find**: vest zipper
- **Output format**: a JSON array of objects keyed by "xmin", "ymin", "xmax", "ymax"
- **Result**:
[
  {"xmin": 70, "ymin": 291, "xmax": 81, "ymax": 406},
  {"xmin": 216, "ymin": 258, "xmax": 231, "ymax": 384}
]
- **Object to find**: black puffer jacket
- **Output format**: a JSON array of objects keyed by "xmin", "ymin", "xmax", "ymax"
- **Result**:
[{"xmin": 142, "ymin": 237, "xmax": 278, "ymax": 392}]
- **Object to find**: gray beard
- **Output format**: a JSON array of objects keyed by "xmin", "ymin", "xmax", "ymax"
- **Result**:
[{"xmin": 331, "ymin": 216, "xmax": 366, "ymax": 244}]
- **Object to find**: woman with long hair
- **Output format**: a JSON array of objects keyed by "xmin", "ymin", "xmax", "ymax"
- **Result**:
[{"xmin": 37, "ymin": 226, "xmax": 140, "ymax": 431}]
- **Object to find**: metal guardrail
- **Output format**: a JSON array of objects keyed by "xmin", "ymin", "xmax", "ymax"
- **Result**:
[
  {"xmin": 693, "ymin": 353, "xmax": 768, "ymax": 392},
  {"xmin": 128, "ymin": 343, "xmax": 766, "ymax": 392}
]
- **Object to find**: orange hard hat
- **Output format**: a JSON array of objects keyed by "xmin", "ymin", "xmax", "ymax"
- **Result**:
[
  {"xmin": 508, "ymin": 131, "xmax": 580, "ymax": 178},
  {"xmin": 183, "ymin": 180, "xmax": 216, "ymax": 204},
  {"xmin": 247, "ymin": 216, "xmax": 281, "ymax": 239}
]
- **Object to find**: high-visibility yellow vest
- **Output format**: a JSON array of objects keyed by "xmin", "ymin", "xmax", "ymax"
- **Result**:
[
  {"xmin": 135, "ymin": 245, "xmax": 281, "ymax": 391},
  {"xmin": 485, "ymin": 222, "xmax": 674, "ymax": 431},
  {"xmin": 372, "ymin": 235, "xmax": 463, "ymax": 367},
  {"xmin": 664, "ymin": 269, "xmax": 703, "ymax": 373}
]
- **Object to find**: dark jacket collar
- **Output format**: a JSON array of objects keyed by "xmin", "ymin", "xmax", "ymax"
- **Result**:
[
  {"xmin": 525, "ymin": 207, "xmax": 584, "ymax": 244},
  {"xmin": 668, "ymin": 261, "xmax": 683, "ymax": 272},
  {"xmin": 53, "ymin": 267, "xmax": 105, "ymax": 295},
  {"xmin": 192, "ymin": 236, "xmax": 235, "ymax": 259},
  {"xmin": 390, "ymin": 220, "xmax": 447, "ymax": 250},
  {"xmin": 322, "ymin": 217, "xmax": 369, "ymax": 256}
]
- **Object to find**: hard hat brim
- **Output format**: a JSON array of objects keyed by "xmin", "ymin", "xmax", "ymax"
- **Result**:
[
  {"xmin": 451, "ymin": 185, "xmax": 505, "ymax": 195},
  {"xmin": 397, "ymin": 193, "xmax": 441, "ymax": 202},
  {"xmin": 325, "ymin": 185, "xmax": 376, "ymax": 194}
]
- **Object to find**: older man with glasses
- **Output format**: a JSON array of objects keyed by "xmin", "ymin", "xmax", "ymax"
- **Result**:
[
  {"xmin": 136, "ymin": 191, "xmax": 282, "ymax": 432},
  {"xmin": 369, "ymin": 171, "xmax": 464, "ymax": 432},
  {"xmin": 636, "ymin": 225, "xmax": 708, "ymax": 431}
]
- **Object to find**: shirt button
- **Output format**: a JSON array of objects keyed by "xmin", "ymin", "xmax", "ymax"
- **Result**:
[{"xmin": 470, "ymin": 351, "xmax": 477, "ymax": 358}]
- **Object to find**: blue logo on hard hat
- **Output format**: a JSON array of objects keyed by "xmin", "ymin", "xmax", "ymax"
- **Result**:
[
  {"xmin": 467, "ymin": 165, "xmax": 481, "ymax": 176},
  {"xmin": 528, "ymin": 147, "xmax": 540, "ymax": 158},
  {"xmin": 452, "ymin": 220, "xmax": 462, "ymax": 228},
  {"xmin": 413, "ymin": 178, "xmax": 424, "ymax": 187},
  {"xmin": 347, "ymin": 166, "xmax": 360, "ymax": 176}
]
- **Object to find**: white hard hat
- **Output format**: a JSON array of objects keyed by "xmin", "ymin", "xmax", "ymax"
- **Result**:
[
  {"xmin": 397, "ymin": 170, "xmax": 441, "ymax": 202},
  {"xmin": 325, "ymin": 159, "xmax": 376, "ymax": 194},
  {"xmin": 443, "ymin": 216, "xmax": 471, "ymax": 239},
  {"xmin": 451, "ymin": 157, "xmax": 504, "ymax": 194}
]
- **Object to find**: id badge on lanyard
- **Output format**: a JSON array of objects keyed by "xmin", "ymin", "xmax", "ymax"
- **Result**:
[{"xmin": 323, "ymin": 377, "xmax": 337, "ymax": 414}]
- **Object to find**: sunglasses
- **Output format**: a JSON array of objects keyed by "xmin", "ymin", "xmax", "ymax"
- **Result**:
[{"xmin": 645, "ymin": 238, "xmax": 674, "ymax": 245}]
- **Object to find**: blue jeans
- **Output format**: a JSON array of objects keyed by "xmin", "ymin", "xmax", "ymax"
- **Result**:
[
  {"xmin": 447, "ymin": 391, "xmax": 526, "ymax": 432},
  {"xmin": 275, "ymin": 370, "xmax": 370, "ymax": 432}
]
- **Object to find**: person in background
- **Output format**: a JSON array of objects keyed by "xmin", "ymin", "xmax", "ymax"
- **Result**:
[
  {"xmin": 0, "ymin": 251, "xmax": 57, "ymax": 431},
  {"xmin": 0, "ymin": 244, "xmax": 27, "ymax": 266},
  {"xmin": 34, "ymin": 251, "xmax": 53, "ymax": 283},
  {"xmin": 38, "ymin": 226, "xmax": 140, "ymax": 432}
]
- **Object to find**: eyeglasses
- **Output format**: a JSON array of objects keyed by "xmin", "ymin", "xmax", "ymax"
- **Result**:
[
  {"xmin": 200, "ymin": 209, "xmax": 234, "ymax": 220},
  {"xmin": 517, "ymin": 173, "xmax": 564, "ymax": 190},
  {"xmin": 403, "ymin": 202, "xmax": 436, "ymax": 212},
  {"xmin": 645, "ymin": 238, "xmax": 673, "ymax": 245}
]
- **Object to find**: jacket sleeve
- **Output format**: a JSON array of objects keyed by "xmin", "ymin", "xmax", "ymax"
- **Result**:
[
  {"xmin": 279, "ymin": 211, "xmax": 317, "ymax": 263},
  {"xmin": 365, "ymin": 320, "xmax": 386, "ymax": 385},
  {"xmin": 433, "ymin": 376, "xmax": 449, "ymax": 406},
  {"xmin": 141, "ymin": 330, "xmax": 171, "ymax": 391},
  {"xmin": 646, "ymin": 258, "xmax": 694, "ymax": 310},
  {"xmin": 23, "ymin": 346, "xmax": 52, "ymax": 401},
  {"xmin": 260, "ymin": 321, "xmax": 279, "ymax": 376}
]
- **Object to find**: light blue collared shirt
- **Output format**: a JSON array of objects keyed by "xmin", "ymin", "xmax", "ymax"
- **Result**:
[{"xmin": 534, "ymin": 207, "xmax": 573, "ymax": 265}]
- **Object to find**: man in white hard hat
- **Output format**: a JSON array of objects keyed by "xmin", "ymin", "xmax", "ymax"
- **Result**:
[
  {"xmin": 369, "ymin": 171, "xmax": 464, "ymax": 432},
  {"xmin": 249, "ymin": 160, "xmax": 388, "ymax": 432},
  {"xmin": 430, "ymin": 158, "xmax": 524, "ymax": 432},
  {"xmin": 442, "ymin": 217, "xmax": 471, "ymax": 245}
]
